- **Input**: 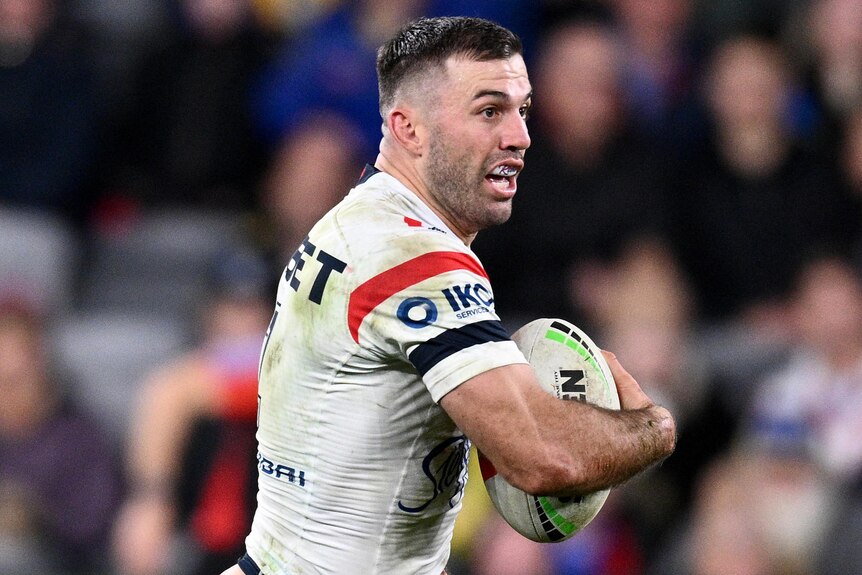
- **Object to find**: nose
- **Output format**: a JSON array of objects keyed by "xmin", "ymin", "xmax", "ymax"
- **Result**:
[{"xmin": 501, "ymin": 113, "xmax": 530, "ymax": 152}]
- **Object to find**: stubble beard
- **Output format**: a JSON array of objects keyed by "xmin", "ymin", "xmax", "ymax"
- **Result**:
[{"xmin": 424, "ymin": 130, "xmax": 513, "ymax": 236}]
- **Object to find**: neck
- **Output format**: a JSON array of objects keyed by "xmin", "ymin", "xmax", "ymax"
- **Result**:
[{"xmin": 374, "ymin": 150, "xmax": 475, "ymax": 245}]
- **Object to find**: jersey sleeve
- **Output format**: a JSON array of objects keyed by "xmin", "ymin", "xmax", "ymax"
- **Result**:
[{"xmin": 347, "ymin": 248, "xmax": 528, "ymax": 402}]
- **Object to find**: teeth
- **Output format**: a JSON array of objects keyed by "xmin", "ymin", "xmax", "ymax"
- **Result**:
[{"xmin": 490, "ymin": 165, "xmax": 517, "ymax": 177}]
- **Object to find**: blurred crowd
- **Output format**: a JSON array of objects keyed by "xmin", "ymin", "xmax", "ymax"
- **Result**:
[{"xmin": 3, "ymin": 0, "xmax": 862, "ymax": 574}]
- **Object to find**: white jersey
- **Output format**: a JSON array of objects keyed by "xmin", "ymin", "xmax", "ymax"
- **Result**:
[{"xmin": 245, "ymin": 166, "xmax": 527, "ymax": 574}]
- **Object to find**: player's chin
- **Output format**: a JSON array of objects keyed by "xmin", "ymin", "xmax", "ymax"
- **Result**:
[{"xmin": 481, "ymin": 201, "xmax": 513, "ymax": 229}]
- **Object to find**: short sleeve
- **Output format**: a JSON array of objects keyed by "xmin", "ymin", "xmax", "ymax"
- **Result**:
[{"xmin": 347, "ymin": 248, "xmax": 528, "ymax": 402}]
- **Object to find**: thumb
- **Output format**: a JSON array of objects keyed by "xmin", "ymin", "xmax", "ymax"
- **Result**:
[{"xmin": 601, "ymin": 350, "xmax": 654, "ymax": 411}]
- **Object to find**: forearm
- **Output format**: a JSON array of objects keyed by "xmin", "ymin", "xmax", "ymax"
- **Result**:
[
  {"xmin": 128, "ymin": 383, "xmax": 191, "ymax": 488},
  {"xmin": 126, "ymin": 360, "xmax": 216, "ymax": 490},
  {"xmin": 443, "ymin": 362, "xmax": 676, "ymax": 497},
  {"xmin": 542, "ymin": 402, "xmax": 675, "ymax": 496}
]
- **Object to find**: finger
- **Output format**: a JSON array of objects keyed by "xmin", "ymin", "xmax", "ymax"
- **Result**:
[{"xmin": 602, "ymin": 350, "xmax": 654, "ymax": 410}]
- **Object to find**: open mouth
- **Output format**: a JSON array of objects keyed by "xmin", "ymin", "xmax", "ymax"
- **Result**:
[{"xmin": 485, "ymin": 164, "xmax": 521, "ymax": 195}]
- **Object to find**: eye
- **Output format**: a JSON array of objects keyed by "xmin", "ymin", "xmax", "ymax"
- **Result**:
[
  {"xmin": 481, "ymin": 107, "xmax": 498, "ymax": 119},
  {"xmin": 519, "ymin": 104, "xmax": 531, "ymax": 120}
]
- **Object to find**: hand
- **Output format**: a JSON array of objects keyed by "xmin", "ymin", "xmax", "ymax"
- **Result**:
[
  {"xmin": 602, "ymin": 350, "xmax": 654, "ymax": 410},
  {"xmin": 602, "ymin": 350, "xmax": 676, "ymax": 456},
  {"xmin": 112, "ymin": 494, "xmax": 175, "ymax": 575}
]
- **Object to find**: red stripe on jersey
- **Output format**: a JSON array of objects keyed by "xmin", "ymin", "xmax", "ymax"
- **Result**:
[
  {"xmin": 478, "ymin": 450, "xmax": 498, "ymax": 481},
  {"xmin": 348, "ymin": 251, "xmax": 488, "ymax": 343},
  {"xmin": 404, "ymin": 216, "xmax": 423, "ymax": 227}
]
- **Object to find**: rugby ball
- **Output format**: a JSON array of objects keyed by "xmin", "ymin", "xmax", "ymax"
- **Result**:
[{"xmin": 479, "ymin": 318, "xmax": 620, "ymax": 542}]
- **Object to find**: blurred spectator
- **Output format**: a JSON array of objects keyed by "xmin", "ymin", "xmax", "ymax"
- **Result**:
[
  {"xmin": 250, "ymin": 0, "xmax": 536, "ymax": 157},
  {"xmin": 0, "ymin": 0, "xmax": 100, "ymax": 222},
  {"xmin": 760, "ymin": 255, "xmax": 862, "ymax": 575},
  {"xmin": 670, "ymin": 35, "xmax": 860, "ymax": 333},
  {"xmin": 250, "ymin": 0, "xmax": 339, "ymax": 36},
  {"xmin": 708, "ymin": 252, "xmax": 862, "ymax": 572},
  {"xmin": 786, "ymin": 0, "xmax": 862, "ymax": 146},
  {"xmin": 608, "ymin": 0, "xmax": 705, "ymax": 151},
  {"xmin": 99, "ymin": 0, "xmax": 272, "ymax": 215},
  {"xmin": 0, "ymin": 299, "xmax": 121, "ymax": 574},
  {"xmin": 249, "ymin": 0, "xmax": 431, "ymax": 157},
  {"xmin": 112, "ymin": 248, "xmax": 272, "ymax": 575},
  {"xmin": 581, "ymin": 242, "xmax": 696, "ymax": 412},
  {"xmin": 652, "ymin": 448, "xmax": 837, "ymax": 575},
  {"xmin": 745, "ymin": 254, "xmax": 862, "ymax": 484},
  {"xmin": 656, "ymin": 290, "xmax": 846, "ymax": 575},
  {"xmin": 249, "ymin": 112, "xmax": 363, "ymax": 267},
  {"xmin": 808, "ymin": 0, "xmax": 862, "ymax": 118},
  {"xmin": 474, "ymin": 14, "xmax": 672, "ymax": 329}
]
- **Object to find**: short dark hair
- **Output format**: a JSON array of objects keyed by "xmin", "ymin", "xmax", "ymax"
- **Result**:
[{"xmin": 376, "ymin": 16, "xmax": 523, "ymax": 118}]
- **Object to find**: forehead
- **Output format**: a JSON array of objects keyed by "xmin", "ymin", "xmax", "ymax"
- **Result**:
[{"xmin": 440, "ymin": 53, "xmax": 531, "ymax": 101}]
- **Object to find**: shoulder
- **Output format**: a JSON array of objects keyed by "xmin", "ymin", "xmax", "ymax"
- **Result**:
[{"xmin": 334, "ymin": 175, "xmax": 483, "ymax": 281}]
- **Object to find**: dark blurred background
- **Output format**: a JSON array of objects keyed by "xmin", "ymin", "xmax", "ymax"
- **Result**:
[{"xmin": 3, "ymin": 1, "xmax": 862, "ymax": 574}]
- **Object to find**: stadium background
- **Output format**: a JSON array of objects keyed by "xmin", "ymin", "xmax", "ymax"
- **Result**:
[{"xmin": 2, "ymin": 0, "xmax": 862, "ymax": 573}]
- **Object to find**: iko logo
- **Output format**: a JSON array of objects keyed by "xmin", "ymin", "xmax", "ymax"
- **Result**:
[
  {"xmin": 397, "ymin": 297, "xmax": 438, "ymax": 328},
  {"xmin": 441, "ymin": 283, "xmax": 494, "ymax": 311}
]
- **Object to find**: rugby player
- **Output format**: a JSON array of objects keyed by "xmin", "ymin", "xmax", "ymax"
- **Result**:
[{"xmin": 223, "ymin": 16, "xmax": 675, "ymax": 575}]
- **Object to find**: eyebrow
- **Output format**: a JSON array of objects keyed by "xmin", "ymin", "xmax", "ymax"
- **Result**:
[{"xmin": 472, "ymin": 89, "xmax": 533, "ymax": 103}]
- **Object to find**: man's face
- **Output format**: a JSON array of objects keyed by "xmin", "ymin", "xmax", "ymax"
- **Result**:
[{"xmin": 420, "ymin": 54, "xmax": 531, "ymax": 237}]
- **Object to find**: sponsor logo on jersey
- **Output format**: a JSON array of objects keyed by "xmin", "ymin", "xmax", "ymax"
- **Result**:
[
  {"xmin": 397, "ymin": 297, "xmax": 438, "ymax": 328},
  {"xmin": 285, "ymin": 237, "xmax": 347, "ymax": 305},
  {"xmin": 442, "ymin": 282, "xmax": 494, "ymax": 319},
  {"xmin": 395, "ymin": 281, "xmax": 495, "ymax": 328},
  {"xmin": 442, "ymin": 283, "xmax": 494, "ymax": 311},
  {"xmin": 257, "ymin": 452, "xmax": 307, "ymax": 488},
  {"xmin": 397, "ymin": 435, "xmax": 470, "ymax": 514},
  {"xmin": 348, "ymin": 251, "xmax": 488, "ymax": 343}
]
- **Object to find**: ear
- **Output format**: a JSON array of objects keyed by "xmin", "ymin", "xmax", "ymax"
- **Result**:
[{"xmin": 385, "ymin": 107, "xmax": 425, "ymax": 156}]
